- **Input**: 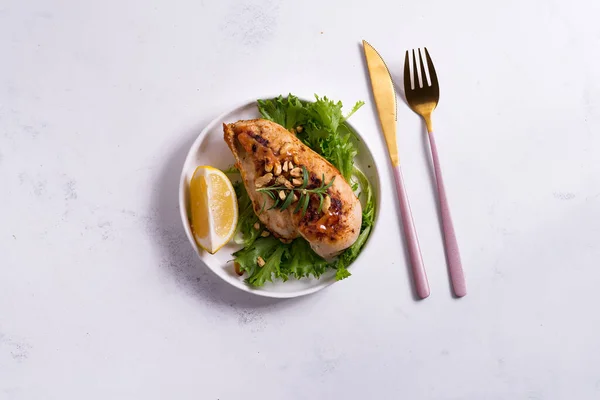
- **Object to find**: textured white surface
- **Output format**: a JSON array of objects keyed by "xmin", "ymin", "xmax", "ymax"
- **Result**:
[{"xmin": 1, "ymin": 0, "xmax": 600, "ymax": 399}]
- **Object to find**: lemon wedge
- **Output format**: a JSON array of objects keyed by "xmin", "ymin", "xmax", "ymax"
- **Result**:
[{"xmin": 189, "ymin": 166, "xmax": 238, "ymax": 254}]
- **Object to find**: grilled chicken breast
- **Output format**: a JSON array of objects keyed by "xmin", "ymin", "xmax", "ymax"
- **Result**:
[{"xmin": 224, "ymin": 119, "xmax": 362, "ymax": 259}]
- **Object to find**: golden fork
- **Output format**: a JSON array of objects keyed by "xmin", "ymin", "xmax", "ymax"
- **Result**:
[{"xmin": 403, "ymin": 48, "xmax": 467, "ymax": 297}]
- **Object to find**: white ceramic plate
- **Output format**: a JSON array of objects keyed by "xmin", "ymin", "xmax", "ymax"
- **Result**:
[{"xmin": 179, "ymin": 96, "xmax": 381, "ymax": 298}]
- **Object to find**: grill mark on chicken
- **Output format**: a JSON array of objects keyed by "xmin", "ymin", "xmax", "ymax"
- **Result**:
[
  {"xmin": 306, "ymin": 172, "xmax": 321, "ymax": 190},
  {"xmin": 246, "ymin": 131, "xmax": 270, "ymax": 147},
  {"xmin": 330, "ymin": 197, "xmax": 342, "ymax": 214}
]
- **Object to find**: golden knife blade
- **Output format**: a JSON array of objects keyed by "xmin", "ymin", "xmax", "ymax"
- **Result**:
[
  {"xmin": 362, "ymin": 40, "xmax": 399, "ymax": 167},
  {"xmin": 362, "ymin": 39, "xmax": 430, "ymax": 299}
]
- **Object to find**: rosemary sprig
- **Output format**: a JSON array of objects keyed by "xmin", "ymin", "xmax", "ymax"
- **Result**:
[{"xmin": 256, "ymin": 166, "xmax": 335, "ymax": 218}]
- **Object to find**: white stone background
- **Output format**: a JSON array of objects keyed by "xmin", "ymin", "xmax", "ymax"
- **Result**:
[{"xmin": 1, "ymin": 0, "xmax": 600, "ymax": 399}]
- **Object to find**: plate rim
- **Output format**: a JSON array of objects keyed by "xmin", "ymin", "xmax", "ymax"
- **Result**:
[{"xmin": 178, "ymin": 94, "xmax": 382, "ymax": 299}]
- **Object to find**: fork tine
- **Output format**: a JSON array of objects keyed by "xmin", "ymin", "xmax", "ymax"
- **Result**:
[
  {"xmin": 403, "ymin": 50, "xmax": 411, "ymax": 91},
  {"xmin": 418, "ymin": 49, "xmax": 428, "ymax": 87},
  {"xmin": 424, "ymin": 47, "xmax": 438, "ymax": 87},
  {"xmin": 412, "ymin": 49, "xmax": 420, "ymax": 88}
]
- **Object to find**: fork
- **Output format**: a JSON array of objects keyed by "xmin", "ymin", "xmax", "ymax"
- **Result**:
[{"xmin": 403, "ymin": 48, "xmax": 467, "ymax": 297}]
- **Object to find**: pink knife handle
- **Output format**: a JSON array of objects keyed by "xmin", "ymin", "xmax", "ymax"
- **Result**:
[
  {"xmin": 427, "ymin": 131, "xmax": 467, "ymax": 297},
  {"xmin": 392, "ymin": 165, "xmax": 430, "ymax": 299}
]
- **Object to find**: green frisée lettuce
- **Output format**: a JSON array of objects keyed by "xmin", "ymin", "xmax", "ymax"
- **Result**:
[
  {"xmin": 230, "ymin": 94, "xmax": 375, "ymax": 288},
  {"xmin": 257, "ymin": 95, "xmax": 306, "ymax": 132},
  {"xmin": 247, "ymin": 245, "xmax": 287, "ymax": 287},
  {"xmin": 283, "ymin": 238, "xmax": 328, "ymax": 280},
  {"xmin": 233, "ymin": 235, "xmax": 279, "ymax": 276}
]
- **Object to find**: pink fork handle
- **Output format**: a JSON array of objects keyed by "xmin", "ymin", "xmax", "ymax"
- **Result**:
[
  {"xmin": 428, "ymin": 132, "xmax": 467, "ymax": 297},
  {"xmin": 392, "ymin": 165, "xmax": 430, "ymax": 299}
]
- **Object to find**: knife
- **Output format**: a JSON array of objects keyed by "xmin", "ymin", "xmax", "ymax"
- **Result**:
[{"xmin": 362, "ymin": 40, "xmax": 430, "ymax": 299}]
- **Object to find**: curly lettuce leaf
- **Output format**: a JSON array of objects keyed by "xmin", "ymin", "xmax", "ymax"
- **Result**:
[
  {"xmin": 299, "ymin": 97, "xmax": 363, "ymax": 181},
  {"xmin": 232, "ymin": 236, "xmax": 281, "ymax": 280},
  {"xmin": 318, "ymin": 123, "xmax": 358, "ymax": 182},
  {"xmin": 306, "ymin": 95, "xmax": 364, "ymax": 134},
  {"xmin": 234, "ymin": 236, "xmax": 329, "ymax": 287},
  {"xmin": 257, "ymin": 94, "xmax": 306, "ymax": 131},
  {"xmin": 246, "ymin": 245, "xmax": 287, "ymax": 287},
  {"xmin": 281, "ymin": 239, "xmax": 328, "ymax": 280},
  {"xmin": 335, "ymin": 266, "xmax": 352, "ymax": 281},
  {"xmin": 344, "ymin": 100, "xmax": 365, "ymax": 121},
  {"xmin": 306, "ymin": 95, "xmax": 344, "ymax": 133}
]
